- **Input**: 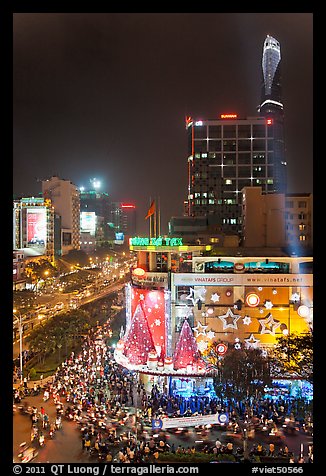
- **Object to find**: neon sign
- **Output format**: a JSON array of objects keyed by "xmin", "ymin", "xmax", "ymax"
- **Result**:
[
  {"xmin": 220, "ymin": 114, "xmax": 238, "ymax": 119},
  {"xmin": 130, "ymin": 236, "xmax": 183, "ymax": 247}
]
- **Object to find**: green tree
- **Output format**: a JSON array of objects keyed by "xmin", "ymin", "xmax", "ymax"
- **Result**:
[
  {"xmin": 211, "ymin": 343, "xmax": 273, "ymax": 403},
  {"xmin": 272, "ymin": 332, "xmax": 313, "ymax": 382}
]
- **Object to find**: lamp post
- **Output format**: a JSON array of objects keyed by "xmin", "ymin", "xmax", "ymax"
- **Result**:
[{"xmin": 13, "ymin": 309, "xmax": 23, "ymax": 384}]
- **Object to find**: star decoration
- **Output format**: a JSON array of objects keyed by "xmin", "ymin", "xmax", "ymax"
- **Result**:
[
  {"xmin": 258, "ymin": 313, "xmax": 281, "ymax": 335},
  {"xmin": 218, "ymin": 308, "xmax": 241, "ymax": 330},
  {"xmin": 243, "ymin": 315, "xmax": 252, "ymax": 325},
  {"xmin": 264, "ymin": 300, "xmax": 273, "ymax": 309},
  {"xmin": 186, "ymin": 287, "xmax": 207, "ymax": 306},
  {"xmin": 192, "ymin": 321, "xmax": 208, "ymax": 337},
  {"xmin": 206, "ymin": 330, "xmax": 216, "ymax": 340},
  {"xmin": 197, "ymin": 340, "xmax": 208, "ymax": 352},
  {"xmin": 244, "ymin": 334, "xmax": 260, "ymax": 349},
  {"xmin": 211, "ymin": 293, "xmax": 220, "ymax": 303},
  {"xmin": 139, "ymin": 294, "xmax": 145, "ymax": 301},
  {"xmin": 291, "ymin": 292, "xmax": 300, "ymax": 302},
  {"xmin": 235, "ymin": 337, "xmax": 240, "ymax": 343},
  {"xmin": 234, "ymin": 343, "xmax": 241, "ymax": 350},
  {"xmin": 154, "ymin": 319, "xmax": 161, "ymax": 326}
]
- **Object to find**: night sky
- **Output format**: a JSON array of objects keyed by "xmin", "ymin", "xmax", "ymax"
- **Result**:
[{"xmin": 13, "ymin": 13, "xmax": 313, "ymax": 235}]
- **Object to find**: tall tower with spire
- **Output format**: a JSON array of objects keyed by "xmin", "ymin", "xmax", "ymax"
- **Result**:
[
  {"xmin": 258, "ymin": 35, "xmax": 287, "ymax": 194},
  {"xmin": 259, "ymin": 35, "xmax": 283, "ymax": 117}
]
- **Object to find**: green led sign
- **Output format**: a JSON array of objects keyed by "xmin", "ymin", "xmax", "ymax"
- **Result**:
[{"xmin": 130, "ymin": 236, "xmax": 183, "ymax": 247}]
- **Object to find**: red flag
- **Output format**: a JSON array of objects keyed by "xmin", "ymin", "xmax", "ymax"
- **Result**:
[{"xmin": 145, "ymin": 200, "xmax": 155, "ymax": 220}]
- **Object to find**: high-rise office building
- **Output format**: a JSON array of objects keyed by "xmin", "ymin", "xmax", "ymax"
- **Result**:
[
  {"xmin": 110, "ymin": 202, "xmax": 136, "ymax": 242},
  {"xmin": 185, "ymin": 36, "xmax": 288, "ymax": 235},
  {"xmin": 80, "ymin": 189, "xmax": 111, "ymax": 240},
  {"xmin": 186, "ymin": 113, "xmax": 287, "ymax": 235},
  {"xmin": 42, "ymin": 176, "xmax": 80, "ymax": 255}
]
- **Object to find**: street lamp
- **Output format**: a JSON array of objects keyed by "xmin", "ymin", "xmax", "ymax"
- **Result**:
[{"xmin": 13, "ymin": 308, "xmax": 23, "ymax": 384}]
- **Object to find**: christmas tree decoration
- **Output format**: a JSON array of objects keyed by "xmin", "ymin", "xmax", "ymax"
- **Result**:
[
  {"xmin": 264, "ymin": 300, "xmax": 273, "ymax": 309},
  {"xmin": 242, "ymin": 315, "xmax": 252, "ymax": 325},
  {"xmin": 131, "ymin": 288, "xmax": 166, "ymax": 359},
  {"xmin": 244, "ymin": 333, "xmax": 260, "ymax": 349},
  {"xmin": 218, "ymin": 308, "xmax": 241, "ymax": 330},
  {"xmin": 211, "ymin": 293, "xmax": 220, "ymax": 303},
  {"xmin": 206, "ymin": 330, "xmax": 216, "ymax": 340},
  {"xmin": 261, "ymin": 349, "xmax": 268, "ymax": 358},
  {"xmin": 174, "ymin": 318, "xmax": 201, "ymax": 370},
  {"xmin": 234, "ymin": 342, "xmax": 241, "ymax": 350},
  {"xmin": 123, "ymin": 303, "xmax": 155, "ymax": 365},
  {"xmin": 258, "ymin": 313, "xmax": 281, "ymax": 335},
  {"xmin": 192, "ymin": 321, "xmax": 208, "ymax": 337}
]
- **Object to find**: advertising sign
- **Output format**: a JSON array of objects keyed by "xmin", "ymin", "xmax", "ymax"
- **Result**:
[
  {"xmin": 80, "ymin": 212, "xmax": 96, "ymax": 236},
  {"xmin": 173, "ymin": 273, "xmax": 313, "ymax": 287},
  {"xmin": 161, "ymin": 413, "xmax": 219, "ymax": 429},
  {"xmin": 27, "ymin": 208, "xmax": 47, "ymax": 247}
]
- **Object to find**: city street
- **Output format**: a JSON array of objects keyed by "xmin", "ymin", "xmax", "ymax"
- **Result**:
[{"xmin": 13, "ymin": 376, "xmax": 313, "ymax": 464}]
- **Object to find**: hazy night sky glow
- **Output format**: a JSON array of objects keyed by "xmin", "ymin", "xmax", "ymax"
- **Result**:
[{"xmin": 13, "ymin": 13, "xmax": 313, "ymax": 234}]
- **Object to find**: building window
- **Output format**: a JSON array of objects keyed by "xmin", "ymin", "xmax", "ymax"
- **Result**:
[
  {"xmin": 298, "ymin": 201, "xmax": 307, "ymax": 208},
  {"xmin": 286, "ymin": 201, "xmax": 294, "ymax": 208},
  {"xmin": 299, "ymin": 235, "xmax": 307, "ymax": 241},
  {"xmin": 298, "ymin": 213, "xmax": 305, "ymax": 220},
  {"xmin": 299, "ymin": 224, "xmax": 306, "ymax": 231}
]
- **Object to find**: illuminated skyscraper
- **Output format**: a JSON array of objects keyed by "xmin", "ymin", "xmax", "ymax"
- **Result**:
[
  {"xmin": 258, "ymin": 35, "xmax": 287, "ymax": 195},
  {"xmin": 259, "ymin": 35, "xmax": 283, "ymax": 117}
]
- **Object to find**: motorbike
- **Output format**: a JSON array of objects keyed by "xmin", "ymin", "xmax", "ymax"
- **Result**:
[
  {"xmin": 39, "ymin": 434, "xmax": 45, "ymax": 447},
  {"xmin": 18, "ymin": 443, "xmax": 39, "ymax": 463}
]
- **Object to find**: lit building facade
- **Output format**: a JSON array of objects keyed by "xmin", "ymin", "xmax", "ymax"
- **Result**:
[
  {"xmin": 42, "ymin": 176, "xmax": 80, "ymax": 255},
  {"xmin": 285, "ymin": 193, "xmax": 313, "ymax": 250},
  {"xmin": 110, "ymin": 203, "xmax": 137, "ymax": 243},
  {"xmin": 80, "ymin": 189, "xmax": 111, "ymax": 241},
  {"xmin": 13, "ymin": 197, "xmax": 54, "ymax": 262},
  {"xmin": 186, "ymin": 114, "xmax": 287, "ymax": 235},
  {"xmin": 114, "ymin": 237, "xmax": 312, "ymax": 398}
]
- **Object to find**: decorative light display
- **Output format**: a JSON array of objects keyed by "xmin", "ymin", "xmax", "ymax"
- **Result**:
[
  {"xmin": 244, "ymin": 333, "xmax": 260, "ymax": 349},
  {"xmin": 297, "ymin": 305, "xmax": 310, "ymax": 318},
  {"xmin": 206, "ymin": 330, "xmax": 216, "ymax": 340},
  {"xmin": 258, "ymin": 313, "xmax": 281, "ymax": 335},
  {"xmin": 186, "ymin": 286, "xmax": 207, "ymax": 306},
  {"xmin": 218, "ymin": 308, "xmax": 241, "ymax": 330},
  {"xmin": 131, "ymin": 288, "xmax": 166, "ymax": 359},
  {"xmin": 264, "ymin": 300, "xmax": 273, "ymax": 309},
  {"xmin": 242, "ymin": 315, "xmax": 252, "ymax": 325},
  {"xmin": 246, "ymin": 293, "xmax": 260, "ymax": 307},
  {"xmin": 123, "ymin": 303, "xmax": 156, "ymax": 365},
  {"xmin": 192, "ymin": 321, "xmax": 208, "ymax": 337},
  {"xmin": 216, "ymin": 343, "xmax": 228, "ymax": 355},
  {"xmin": 211, "ymin": 293, "xmax": 220, "ymax": 303},
  {"xmin": 173, "ymin": 318, "xmax": 201, "ymax": 370}
]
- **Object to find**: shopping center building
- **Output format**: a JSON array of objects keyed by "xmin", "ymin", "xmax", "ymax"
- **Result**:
[{"xmin": 114, "ymin": 236, "xmax": 313, "ymax": 400}]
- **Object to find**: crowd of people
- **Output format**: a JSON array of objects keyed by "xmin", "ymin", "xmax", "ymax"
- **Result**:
[{"xmin": 14, "ymin": 319, "xmax": 313, "ymax": 463}]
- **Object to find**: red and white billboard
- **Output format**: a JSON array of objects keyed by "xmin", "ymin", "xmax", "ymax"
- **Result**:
[{"xmin": 27, "ymin": 208, "xmax": 47, "ymax": 248}]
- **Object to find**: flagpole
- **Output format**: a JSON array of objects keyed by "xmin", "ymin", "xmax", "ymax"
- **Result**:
[
  {"xmin": 149, "ymin": 197, "xmax": 152, "ymax": 239},
  {"xmin": 158, "ymin": 196, "xmax": 161, "ymax": 237},
  {"xmin": 154, "ymin": 198, "xmax": 157, "ymax": 238}
]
